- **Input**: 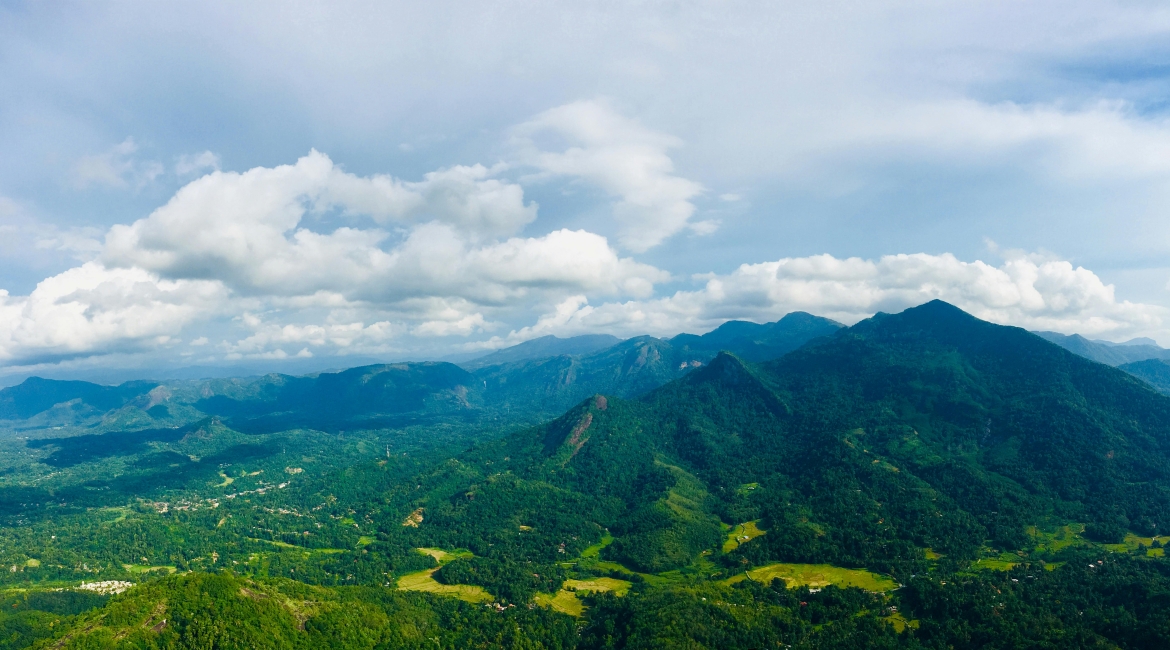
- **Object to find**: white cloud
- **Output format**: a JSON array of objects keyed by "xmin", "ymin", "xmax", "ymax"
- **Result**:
[
  {"xmin": 103, "ymin": 152, "xmax": 663, "ymax": 305},
  {"xmin": 8, "ymin": 137, "xmax": 1170, "ymax": 367},
  {"xmin": 221, "ymin": 314, "xmax": 404, "ymax": 359},
  {"xmin": 0, "ymin": 262, "xmax": 227, "ymax": 363},
  {"xmin": 175, "ymin": 150, "xmax": 221, "ymax": 176},
  {"xmin": 0, "ymin": 151, "xmax": 670, "ymax": 363},
  {"xmin": 514, "ymin": 100, "xmax": 705, "ymax": 252},
  {"xmin": 501, "ymin": 251, "xmax": 1168, "ymax": 343},
  {"xmin": 73, "ymin": 138, "xmax": 163, "ymax": 190}
]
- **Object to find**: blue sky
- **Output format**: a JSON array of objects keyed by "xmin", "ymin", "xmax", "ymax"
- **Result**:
[{"xmin": 3, "ymin": 0, "xmax": 1170, "ymax": 377}]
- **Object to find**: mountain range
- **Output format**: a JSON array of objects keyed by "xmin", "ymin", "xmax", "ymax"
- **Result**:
[{"xmin": 3, "ymin": 303, "xmax": 1170, "ymax": 648}]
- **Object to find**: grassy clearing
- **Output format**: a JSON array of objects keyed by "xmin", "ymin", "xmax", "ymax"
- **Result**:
[
  {"xmin": 216, "ymin": 471, "xmax": 234, "ymax": 487},
  {"xmin": 247, "ymin": 538, "xmax": 346, "ymax": 554},
  {"xmin": 884, "ymin": 612, "xmax": 920, "ymax": 633},
  {"xmin": 723, "ymin": 520, "xmax": 766, "ymax": 553},
  {"xmin": 98, "ymin": 506, "xmax": 131, "ymax": 523},
  {"xmin": 414, "ymin": 547, "xmax": 473, "ymax": 564},
  {"xmin": 564, "ymin": 577, "xmax": 632, "ymax": 596},
  {"xmin": 727, "ymin": 563, "xmax": 897, "ymax": 592},
  {"xmin": 1027, "ymin": 524, "xmax": 1088, "ymax": 553},
  {"xmin": 1102, "ymin": 532, "xmax": 1170, "ymax": 554},
  {"xmin": 923, "ymin": 548, "xmax": 942, "ymax": 560},
  {"xmin": 736, "ymin": 482, "xmax": 760, "ymax": 496},
  {"xmin": 122, "ymin": 564, "xmax": 177, "ymax": 575},
  {"xmin": 534, "ymin": 570, "xmax": 632, "ymax": 617},
  {"xmin": 534, "ymin": 590, "xmax": 585, "ymax": 616},
  {"xmin": 580, "ymin": 534, "xmax": 614, "ymax": 559},
  {"xmin": 356, "ymin": 536, "xmax": 375, "ymax": 547},
  {"xmin": 972, "ymin": 558, "xmax": 1019, "ymax": 571},
  {"xmin": 396, "ymin": 568, "xmax": 492, "ymax": 603}
]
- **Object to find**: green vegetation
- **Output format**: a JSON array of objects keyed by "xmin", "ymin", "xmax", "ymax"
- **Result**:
[
  {"xmin": 564, "ymin": 577, "xmax": 632, "ymax": 596},
  {"xmin": 727, "ymin": 562, "xmax": 898, "ymax": 591},
  {"xmin": 396, "ymin": 567, "xmax": 493, "ymax": 603},
  {"xmin": 7, "ymin": 302, "xmax": 1170, "ymax": 646},
  {"xmin": 534, "ymin": 588, "xmax": 585, "ymax": 616},
  {"xmin": 722, "ymin": 520, "xmax": 765, "ymax": 553}
]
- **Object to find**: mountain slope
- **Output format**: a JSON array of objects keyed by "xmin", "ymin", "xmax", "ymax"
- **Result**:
[
  {"xmin": 194, "ymin": 362, "xmax": 483, "ymax": 433},
  {"xmin": 0, "ymin": 377, "xmax": 159, "ymax": 422},
  {"xmin": 1121, "ymin": 358, "xmax": 1170, "ymax": 395},
  {"xmin": 407, "ymin": 300, "xmax": 1170, "ymax": 578},
  {"xmin": 470, "ymin": 313, "xmax": 842, "ymax": 418}
]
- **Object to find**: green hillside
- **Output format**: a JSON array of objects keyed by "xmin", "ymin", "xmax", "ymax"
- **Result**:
[{"xmin": 1121, "ymin": 358, "xmax": 1170, "ymax": 395}]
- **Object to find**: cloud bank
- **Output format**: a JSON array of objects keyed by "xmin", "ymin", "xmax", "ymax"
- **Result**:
[
  {"xmin": 484, "ymin": 251, "xmax": 1167, "ymax": 348},
  {"xmin": 2, "ymin": 99, "xmax": 1168, "ymax": 370}
]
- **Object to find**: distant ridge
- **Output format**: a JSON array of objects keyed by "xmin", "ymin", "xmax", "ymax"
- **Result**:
[
  {"xmin": 459, "ymin": 334, "xmax": 620, "ymax": 370},
  {"xmin": 1120, "ymin": 358, "xmax": 1170, "ymax": 395},
  {"xmin": 1034, "ymin": 330, "xmax": 1170, "ymax": 367},
  {"xmin": 670, "ymin": 311, "xmax": 842, "ymax": 361}
]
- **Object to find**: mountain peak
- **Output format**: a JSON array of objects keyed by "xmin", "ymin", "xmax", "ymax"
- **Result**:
[
  {"xmin": 849, "ymin": 300, "xmax": 992, "ymax": 342},
  {"xmin": 695, "ymin": 351, "xmax": 755, "ymax": 386}
]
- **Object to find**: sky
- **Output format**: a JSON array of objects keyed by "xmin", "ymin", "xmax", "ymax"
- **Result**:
[{"xmin": 3, "ymin": 0, "xmax": 1170, "ymax": 379}]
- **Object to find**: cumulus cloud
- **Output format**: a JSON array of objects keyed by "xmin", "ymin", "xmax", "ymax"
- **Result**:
[
  {"xmin": 495, "ymin": 251, "xmax": 1167, "ymax": 344},
  {"xmin": 103, "ymin": 152, "xmax": 663, "ymax": 303},
  {"xmin": 73, "ymin": 138, "xmax": 164, "ymax": 190},
  {"xmin": 7, "ymin": 142, "xmax": 1167, "ymax": 367},
  {"xmin": 0, "ymin": 262, "xmax": 227, "ymax": 363},
  {"xmin": 514, "ymin": 100, "xmax": 705, "ymax": 252},
  {"xmin": 0, "ymin": 151, "xmax": 668, "ymax": 364}
]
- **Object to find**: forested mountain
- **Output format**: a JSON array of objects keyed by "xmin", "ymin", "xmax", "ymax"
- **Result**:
[
  {"xmin": 0, "ymin": 313, "xmax": 841, "ymax": 436},
  {"xmin": 0, "ymin": 377, "xmax": 159, "ymax": 421},
  {"xmin": 1035, "ymin": 330, "xmax": 1170, "ymax": 366},
  {"xmin": 468, "ymin": 313, "xmax": 842, "ymax": 417},
  {"xmin": 411, "ymin": 300, "xmax": 1170, "ymax": 575},
  {"xmin": 4, "ymin": 303, "xmax": 1170, "ymax": 648},
  {"xmin": 670, "ymin": 311, "xmax": 843, "ymax": 361},
  {"xmin": 1121, "ymin": 358, "xmax": 1170, "ymax": 395}
]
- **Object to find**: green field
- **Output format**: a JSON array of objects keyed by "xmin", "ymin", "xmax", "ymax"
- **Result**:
[
  {"xmin": 884, "ymin": 612, "xmax": 920, "ymax": 633},
  {"xmin": 1103, "ymin": 532, "xmax": 1170, "ymax": 554},
  {"xmin": 535, "ymin": 577, "xmax": 632, "ymax": 617},
  {"xmin": 396, "ymin": 568, "xmax": 493, "ymax": 603},
  {"xmin": 415, "ymin": 547, "xmax": 473, "ymax": 564},
  {"xmin": 565, "ymin": 577, "xmax": 632, "ymax": 596},
  {"xmin": 723, "ymin": 520, "xmax": 766, "ymax": 553},
  {"xmin": 396, "ymin": 547, "xmax": 489, "ymax": 604},
  {"xmin": 972, "ymin": 557, "xmax": 1019, "ymax": 571},
  {"xmin": 727, "ymin": 563, "xmax": 897, "ymax": 592},
  {"xmin": 579, "ymin": 533, "xmax": 614, "ymax": 558},
  {"xmin": 1027, "ymin": 524, "xmax": 1089, "ymax": 553},
  {"xmin": 122, "ymin": 564, "xmax": 177, "ymax": 575},
  {"xmin": 534, "ymin": 589, "xmax": 585, "ymax": 616}
]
